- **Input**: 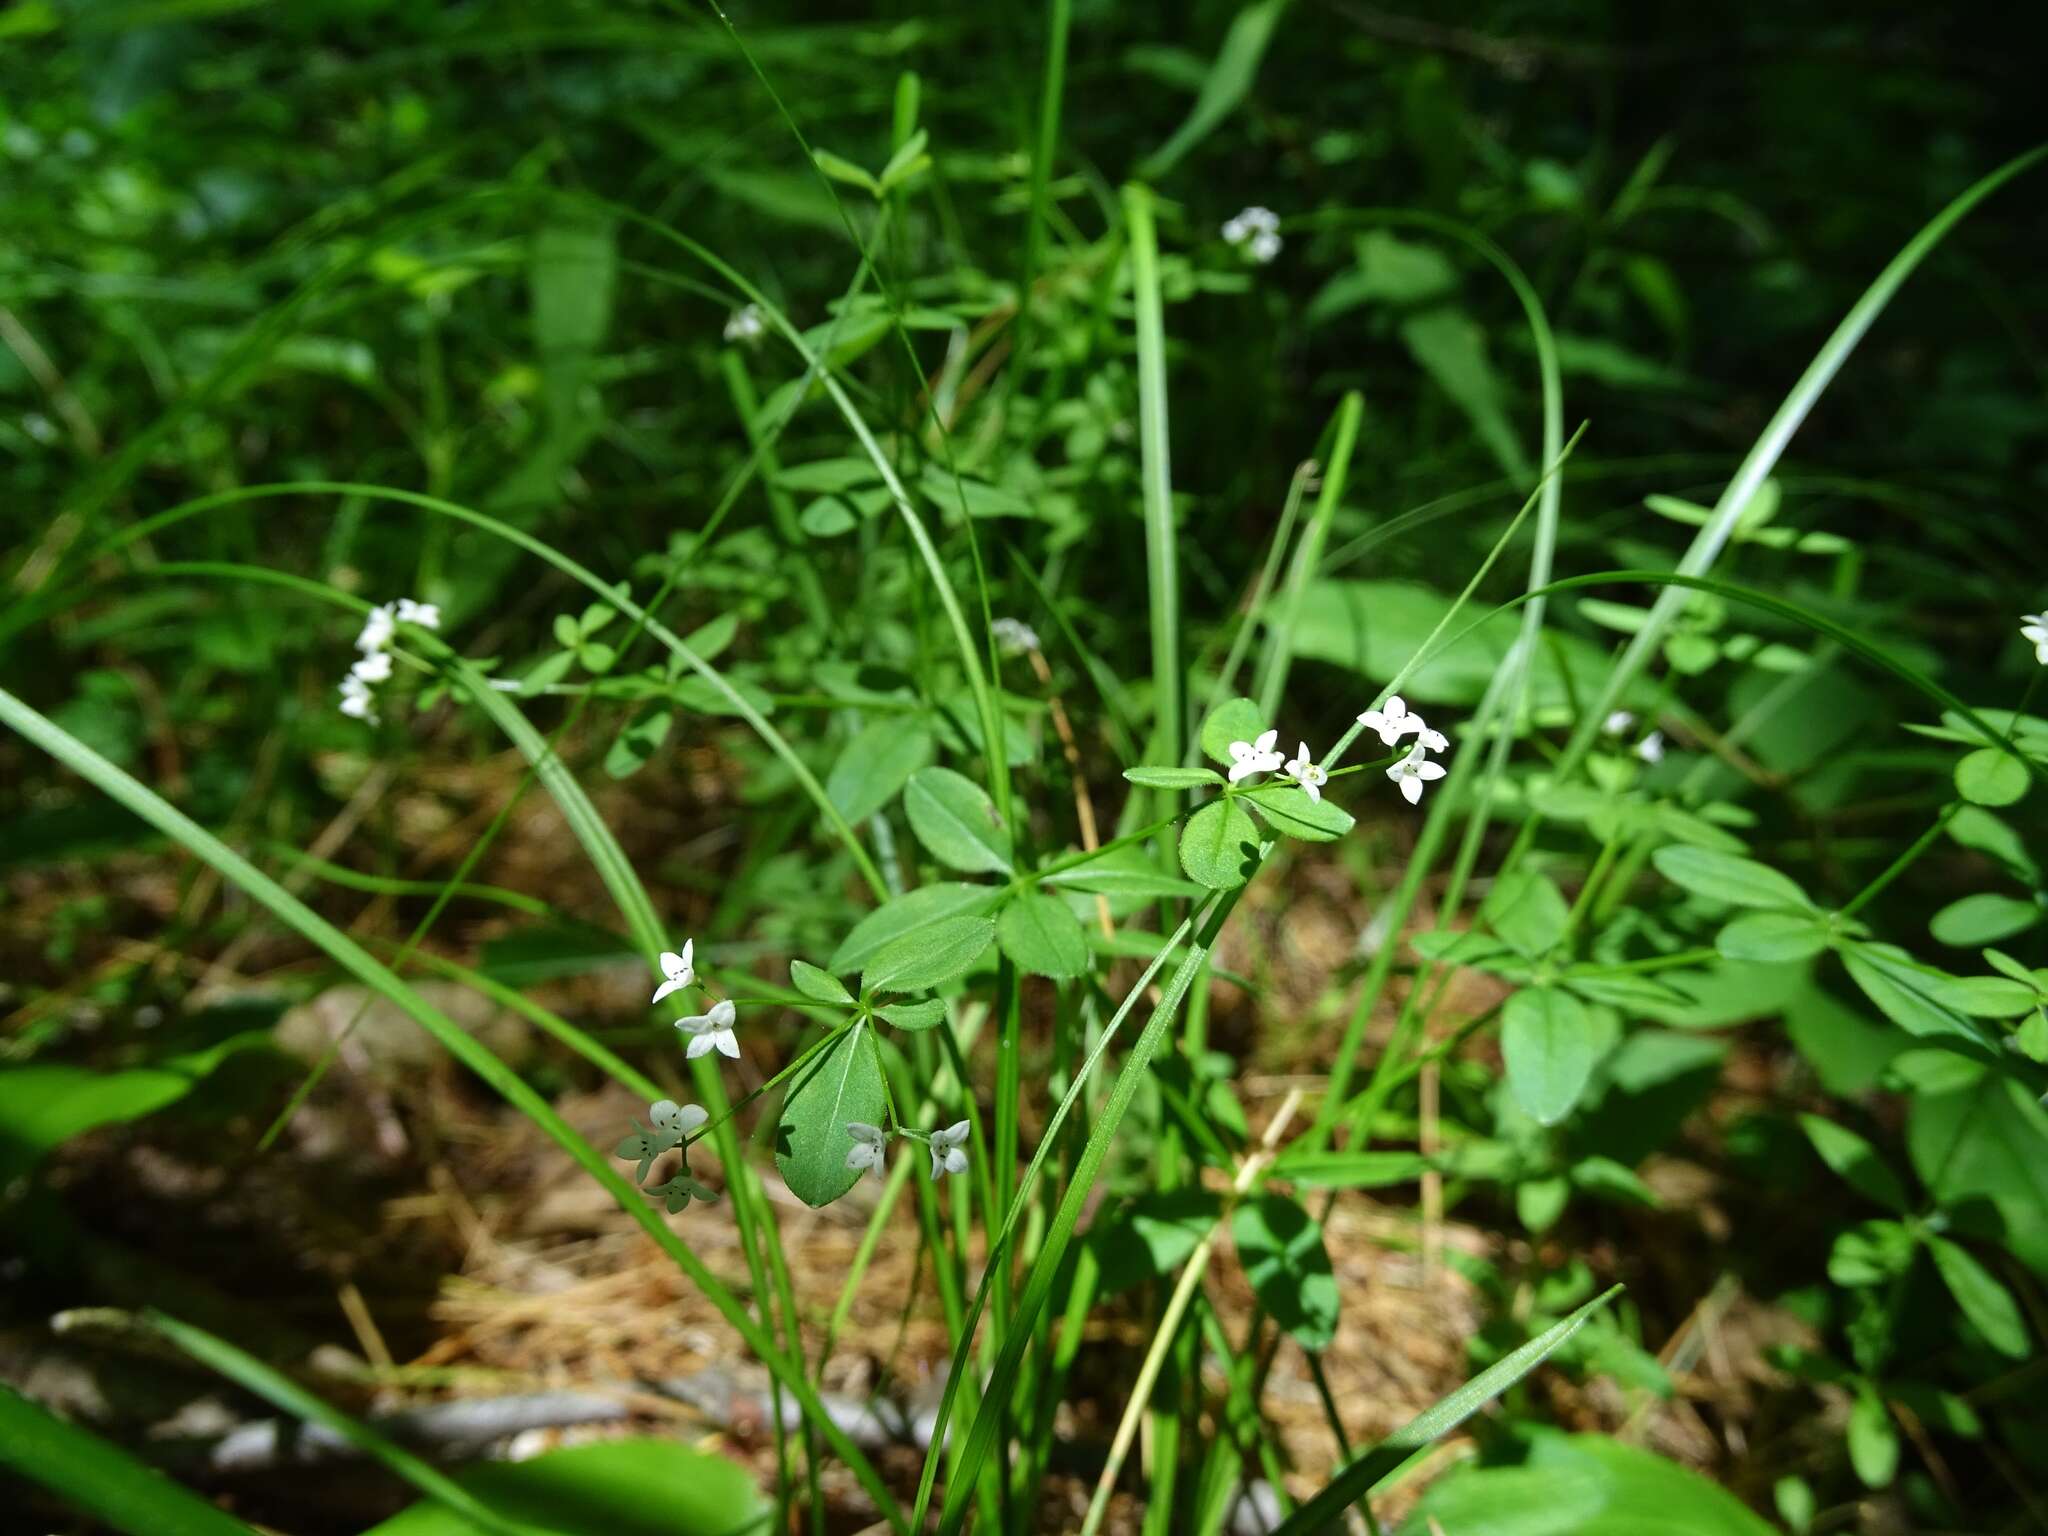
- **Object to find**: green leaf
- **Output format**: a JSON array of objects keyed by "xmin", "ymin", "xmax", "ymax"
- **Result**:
[
  {"xmin": 1929, "ymin": 892, "xmax": 2040, "ymax": 947},
  {"xmin": 1502, "ymin": 987, "xmax": 1598, "ymax": 1126},
  {"xmin": 877, "ymin": 999, "xmax": 947, "ymax": 1031},
  {"xmin": 1829, "ymin": 1221, "xmax": 1914, "ymax": 1287},
  {"xmin": 1842, "ymin": 943, "xmax": 2000, "ymax": 1051},
  {"xmin": 1652, "ymin": 845, "xmax": 1812, "ymax": 910},
  {"xmin": 1137, "ymin": 0, "xmax": 1287, "ymax": 178},
  {"xmin": 1232, "ymin": 1193, "xmax": 1339, "ymax": 1350},
  {"xmin": 1123, "ymin": 765, "xmax": 1226, "ymax": 789},
  {"xmin": 1090, "ymin": 1190, "xmax": 1223, "ymax": 1295},
  {"xmin": 828, "ymin": 883, "xmax": 1002, "ymax": 974},
  {"xmin": 1956, "ymin": 746, "xmax": 2029, "ymax": 806},
  {"xmin": 1482, "ymin": 868, "xmax": 1571, "ymax": 957},
  {"xmin": 1847, "ymin": 1386, "xmax": 1899, "ymax": 1488},
  {"xmin": 1798, "ymin": 1115, "xmax": 1911, "ymax": 1212},
  {"xmin": 602, "ymin": 707, "xmax": 673, "ymax": 780},
  {"xmin": 995, "ymin": 892, "xmax": 1090, "ymax": 979},
  {"xmin": 877, "ymin": 128, "xmax": 931, "ymax": 192},
  {"xmin": 826, "ymin": 718, "xmax": 935, "ymax": 825},
  {"xmin": 1041, "ymin": 845, "xmax": 1200, "ymax": 900},
  {"xmin": 1716, "ymin": 909, "xmax": 1829, "ymax": 962},
  {"xmin": 361, "ymin": 1439, "xmax": 769, "ymax": 1536},
  {"xmin": 775, "ymin": 1021, "xmax": 886, "ymax": 1208},
  {"xmin": 1265, "ymin": 1288, "xmax": 1623, "ymax": 1536},
  {"xmin": 0, "ymin": 1382, "xmax": 260, "ymax": 1536},
  {"xmin": 799, "ymin": 497, "xmax": 859, "ymax": 538},
  {"xmin": 1406, "ymin": 1433, "xmax": 1780, "ymax": 1536},
  {"xmin": 789, "ymin": 960, "xmax": 854, "ymax": 1006},
  {"xmin": 1178, "ymin": 798, "xmax": 1260, "ymax": 889},
  {"xmin": 1198, "ymin": 696, "xmax": 1269, "ymax": 767},
  {"xmin": 904, "ymin": 766, "xmax": 1014, "ymax": 874},
  {"xmin": 0, "ymin": 1035, "xmax": 274, "ymax": 1188},
  {"xmin": 864, "ymin": 915, "xmax": 995, "ymax": 994},
  {"xmin": 1269, "ymin": 1149, "xmax": 1431, "ymax": 1189},
  {"xmin": 1909, "ymin": 1072, "xmax": 2048, "ymax": 1277},
  {"xmin": 1243, "ymin": 785, "xmax": 1355, "ymax": 842},
  {"xmin": 1399, "ymin": 307, "xmax": 1527, "ymax": 481},
  {"xmin": 811, "ymin": 146, "xmax": 880, "ymax": 195},
  {"xmin": 1926, "ymin": 1237, "xmax": 2031, "ymax": 1359}
]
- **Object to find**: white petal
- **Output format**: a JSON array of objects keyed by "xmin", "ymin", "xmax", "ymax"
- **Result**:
[
  {"xmin": 1357, "ymin": 710, "xmax": 1385, "ymax": 731},
  {"xmin": 943, "ymin": 1146, "xmax": 970, "ymax": 1175},
  {"xmin": 1400, "ymin": 775, "xmax": 1423, "ymax": 805},
  {"xmin": 1229, "ymin": 740, "xmax": 1254, "ymax": 761},
  {"xmin": 1301, "ymin": 780, "xmax": 1321, "ymax": 803},
  {"xmin": 1414, "ymin": 761, "xmax": 1446, "ymax": 781},
  {"xmin": 1253, "ymin": 729, "xmax": 1277, "ymax": 754},
  {"xmin": 685, "ymin": 1033, "xmax": 714, "ymax": 1059},
  {"xmin": 1417, "ymin": 728, "xmax": 1449, "ymax": 754},
  {"xmin": 714, "ymin": 1030, "xmax": 740, "ymax": 1060},
  {"xmin": 677, "ymin": 1104, "xmax": 708, "ymax": 1133},
  {"xmin": 707, "ymin": 999, "xmax": 736, "ymax": 1026},
  {"xmin": 651, "ymin": 977, "xmax": 686, "ymax": 1005},
  {"xmin": 1385, "ymin": 696, "xmax": 1407, "ymax": 720}
]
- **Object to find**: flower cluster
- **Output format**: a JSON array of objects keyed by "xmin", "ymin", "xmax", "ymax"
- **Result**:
[
  {"xmin": 1602, "ymin": 709, "xmax": 1665, "ymax": 764},
  {"xmin": 2022, "ymin": 611, "xmax": 2048, "ymax": 666},
  {"xmin": 723, "ymin": 303, "xmax": 765, "ymax": 344},
  {"xmin": 1357, "ymin": 695, "xmax": 1451, "ymax": 805},
  {"xmin": 991, "ymin": 616, "xmax": 1041, "ymax": 656},
  {"xmin": 1222, "ymin": 206, "xmax": 1282, "ymax": 265},
  {"xmin": 842, "ymin": 1117, "xmax": 972, "ymax": 1186},
  {"xmin": 339, "ymin": 598, "xmax": 438, "ymax": 723}
]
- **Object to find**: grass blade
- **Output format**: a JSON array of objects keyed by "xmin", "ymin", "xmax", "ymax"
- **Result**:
[{"xmin": 0, "ymin": 1383, "xmax": 259, "ymax": 1536}]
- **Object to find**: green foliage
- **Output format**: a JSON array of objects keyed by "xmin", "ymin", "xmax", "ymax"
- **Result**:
[
  {"xmin": 362, "ymin": 1440, "xmax": 769, "ymax": 1536},
  {"xmin": 3, "ymin": 7, "xmax": 2045, "ymax": 1534}
]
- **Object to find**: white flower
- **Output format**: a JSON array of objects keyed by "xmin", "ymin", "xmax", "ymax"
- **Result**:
[
  {"xmin": 1415, "ymin": 724, "xmax": 1449, "ymax": 754},
  {"xmin": 338, "ymin": 674, "xmax": 378, "ymax": 723},
  {"xmin": 724, "ymin": 303, "xmax": 764, "ymax": 343},
  {"xmin": 845, "ymin": 1122, "xmax": 888, "ymax": 1180},
  {"xmin": 1357, "ymin": 695, "xmax": 1426, "ymax": 748},
  {"xmin": 652, "ymin": 940, "xmax": 695, "ymax": 1005},
  {"xmin": 356, "ymin": 603, "xmax": 396, "ymax": 654},
  {"xmin": 1227, "ymin": 727, "xmax": 1284, "ymax": 784},
  {"xmin": 1603, "ymin": 710, "xmax": 1636, "ymax": 736},
  {"xmin": 396, "ymin": 598, "xmax": 441, "ymax": 630},
  {"xmin": 676, "ymin": 998, "xmax": 739, "ymax": 1060},
  {"xmin": 1283, "ymin": 741, "xmax": 1329, "ymax": 802},
  {"xmin": 351, "ymin": 651, "xmax": 393, "ymax": 685},
  {"xmin": 2022, "ymin": 612, "xmax": 2048, "ymax": 665},
  {"xmin": 991, "ymin": 617, "xmax": 1040, "ymax": 656},
  {"xmin": 1247, "ymin": 229, "xmax": 1282, "ymax": 264},
  {"xmin": 650, "ymin": 1099, "xmax": 708, "ymax": 1137},
  {"xmin": 1222, "ymin": 206, "xmax": 1279, "ymax": 244},
  {"xmin": 1636, "ymin": 731, "xmax": 1666, "ymax": 765},
  {"xmin": 928, "ymin": 1120, "xmax": 970, "ymax": 1180},
  {"xmin": 1386, "ymin": 743, "xmax": 1446, "ymax": 806}
]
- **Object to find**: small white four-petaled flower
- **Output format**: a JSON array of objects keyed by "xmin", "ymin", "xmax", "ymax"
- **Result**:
[
  {"xmin": 1222, "ymin": 206, "xmax": 1282, "ymax": 264},
  {"xmin": 1357, "ymin": 695, "xmax": 1425, "ymax": 747},
  {"xmin": 652, "ymin": 940, "xmax": 695, "ymax": 1005},
  {"xmin": 1603, "ymin": 710, "xmax": 1636, "ymax": 735},
  {"xmin": 356, "ymin": 603, "xmax": 396, "ymax": 654},
  {"xmin": 991, "ymin": 617, "xmax": 1040, "ymax": 655},
  {"xmin": 338, "ymin": 674, "xmax": 377, "ymax": 723},
  {"xmin": 1227, "ymin": 727, "xmax": 1285, "ymax": 784},
  {"xmin": 1284, "ymin": 741, "xmax": 1329, "ymax": 802},
  {"xmin": 677, "ymin": 998, "xmax": 740, "ymax": 1060},
  {"xmin": 650, "ymin": 1099, "xmax": 708, "ymax": 1137},
  {"xmin": 1387, "ymin": 743, "xmax": 1447, "ymax": 805},
  {"xmin": 928, "ymin": 1120, "xmax": 970, "ymax": 1180},
  {"xmin": 351, "ymin": 651, "xmax": 393, "ymax": 685},
  {"xmin": 396, "ymin": 597, "xmax": 440, "ymax": 630},
  {"xmin": 845, "ymin": 1122, "xmax": 888, "ymax": 1180},
  {"xmin": 1636, "ymin": 731, "xmax": 1666, "ymax": 765},
  {"xmin": 724, "ymin": 303, "xmax": 765, "ymax": 343},
  {"xmin": 2022, "ymin": 612, "xmax": 2048, "ymax": 665}
]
